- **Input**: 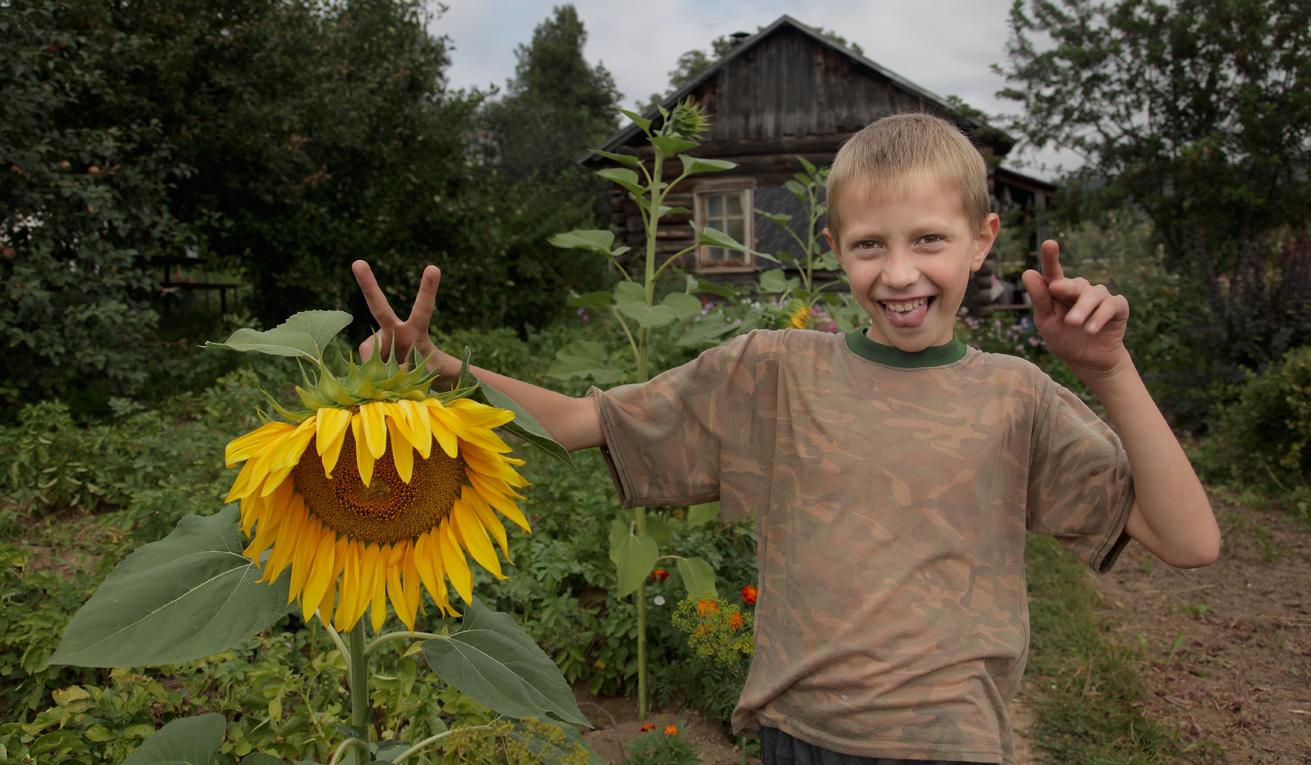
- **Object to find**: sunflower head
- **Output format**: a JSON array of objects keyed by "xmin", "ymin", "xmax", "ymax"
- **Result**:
[
  {"xmin": 665, "ymin": 98, "xmax": 711, "ymax": 141},
  {"xmin": 213, "ymin": 312, "xmax": 536, "ymax": 634},
  {"xmin": 787, "ymin": 303, "xmax": 811, "ymax": 330}
]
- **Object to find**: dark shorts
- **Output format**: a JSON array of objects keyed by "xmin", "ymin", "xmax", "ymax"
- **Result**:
[{"xmin": 760, "ymin": 725, "xmax": 979, "ymax": 765}]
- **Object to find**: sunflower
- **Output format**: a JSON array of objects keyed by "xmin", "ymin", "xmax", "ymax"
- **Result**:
[
  {"xmin": 787, "ymin": 303, "xmax": 811, "ymax": 330},
  {"xmin": 216, "ymin": 319, "xmax": 531, "ymax": 634}
]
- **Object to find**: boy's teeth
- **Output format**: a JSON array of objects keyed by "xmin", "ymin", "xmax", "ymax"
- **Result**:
[{"xmin": 884, "ymin": 298, "xmax": 929, "ymax": 312}]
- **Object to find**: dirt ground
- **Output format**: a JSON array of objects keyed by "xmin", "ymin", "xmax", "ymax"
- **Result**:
[
  {"xmin": 1093, "ymin": 496, "xmax": 1311, "ymax": 764},
  {"xmin": 574, "ymin": 684, "xmax": 760, "ymax": 765}
]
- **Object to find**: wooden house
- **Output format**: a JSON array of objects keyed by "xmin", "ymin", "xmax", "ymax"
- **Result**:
[{"xmin": 582, "ymin": 15, "xmax": 1055, "ymax": 310}]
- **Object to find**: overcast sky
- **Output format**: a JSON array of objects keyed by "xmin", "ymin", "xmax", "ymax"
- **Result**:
[{"xmin": 428, "ymin": 0, "xmax": 1078, "ymax": 180}]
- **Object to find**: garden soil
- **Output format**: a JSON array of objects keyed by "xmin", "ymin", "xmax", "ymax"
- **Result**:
[
  {"xmin": 573, "ymin": 683, "xmax": 1040, "ymax": 764},
  {"xmin": 1092, "ymin": 495, "xmax": 1311, "ymax": 764}
]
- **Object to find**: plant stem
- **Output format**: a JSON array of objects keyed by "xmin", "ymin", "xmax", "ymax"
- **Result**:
[
  {"xmin": 392, "ymin": 724, "xmax": 493, "ymax": 762},
  {"xmin": 348, "ymin": 622, "xmax": 370, "ymax": 758},
  {"xmin": 364, "ymin": 630, "xmax": 442, "ymax": 658}
]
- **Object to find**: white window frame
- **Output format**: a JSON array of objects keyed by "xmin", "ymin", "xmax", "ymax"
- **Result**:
[{"xmin": 694, "ymin": 183, "xmax": 755, "ymax": 272}]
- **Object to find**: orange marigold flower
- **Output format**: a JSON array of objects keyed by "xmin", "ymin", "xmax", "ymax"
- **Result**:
[
  {"xmin": 730, "ymin": 612, "xmax": 745, "ymax": 630},
  {"xmin": 664, "ymin": 725, "xmax": 678, "ymax": 736},
  {"xmin": 697, "ymin": 599, "xmax": 719, "ymax": 615},
  {"xmin": 741, "ymin": 585, "xmax": 758, "ymax": 605},
  {"xmin": 639, "ymin": 723, "xmax": 656, "ymax": 733},
  {"xmin": 651, "ymin": 568, "xmax": 669, "ymax": 582}
]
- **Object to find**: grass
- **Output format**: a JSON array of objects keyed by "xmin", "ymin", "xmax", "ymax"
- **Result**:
[{"xmin": 1024, "ymin": 533, "xmax": 1207, "ymax": 764}]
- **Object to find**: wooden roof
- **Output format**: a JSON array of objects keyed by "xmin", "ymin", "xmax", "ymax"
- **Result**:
[{"xmin": 587, "ymin": 15, "xmax": 1020, "ymax": 163}]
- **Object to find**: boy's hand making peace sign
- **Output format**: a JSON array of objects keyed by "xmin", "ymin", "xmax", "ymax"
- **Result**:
[
  {"xmin": 1022, "ymin": 240, "xmax": 1131, "ymax": 382},
  {"xmin": 351, "ymin": 260, "xmax": 449, "ymax": 374}
]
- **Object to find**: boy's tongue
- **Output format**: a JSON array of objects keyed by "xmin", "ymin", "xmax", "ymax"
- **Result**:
[{"xmin": 883, "ymin": 298, "xmax": 931, "ymax": 328}]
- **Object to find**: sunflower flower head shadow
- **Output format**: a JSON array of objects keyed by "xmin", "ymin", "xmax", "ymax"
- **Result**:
[{"xmin": 222, "ymin": 325, "xmax": 530, "ymax": 634}]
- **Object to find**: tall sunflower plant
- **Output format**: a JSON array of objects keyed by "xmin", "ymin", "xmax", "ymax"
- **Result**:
[
  {"xmin": 545, "ymin": 99, "xmax": 770, "ymax": 720},
  {"xmin": 49, "ymin": 310, "xmax": 600, "ymax": 765}
]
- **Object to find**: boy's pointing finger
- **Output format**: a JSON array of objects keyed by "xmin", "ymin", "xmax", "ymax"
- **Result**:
[{"xmin": 1039, "ymin": 240, "xmax": 1064, "ymax": 283}]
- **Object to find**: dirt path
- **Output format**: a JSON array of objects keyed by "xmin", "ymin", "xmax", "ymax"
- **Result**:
[{"xmin": 1091, "ymin": 496, "xmax": 1311, "ymax": 763}]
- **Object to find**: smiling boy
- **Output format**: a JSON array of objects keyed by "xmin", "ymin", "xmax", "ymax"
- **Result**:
[{"xmin": 352, "ymin": 113, "xmax": 1219, "ymax": 764}]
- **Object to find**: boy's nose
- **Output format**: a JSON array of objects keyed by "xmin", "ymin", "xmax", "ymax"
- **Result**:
[{"xmin": 881, "ymin": 249, "xmax": 920, "ymax": 289}]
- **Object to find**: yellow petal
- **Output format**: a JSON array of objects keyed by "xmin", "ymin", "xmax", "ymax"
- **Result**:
[
  {"xmin": 451, "ymin": 500, "xmax": 504, "ymax": 579},
  {"xmin": 464, "ymin": 488, "xmax": 511, "ymax": 561},
  {"xmin": 387, "ymin": 416, "xmax": 414, "ymax": 484},
  {"xmin": 468, "ymin": 473, "xmax": 532, "ymax": 532},
  {"xmin": 370, "ymin": 545, "xmax": 390, "ymax": 632},
  {"xmin": 402, "ymin": 553, "xmax": 422, "ymax": 630},
  {"xmin": 413, "ymin": 532, "xmax": 444, "ymax": 605},
  {"xmin": 360, "ymin": 402, "xmax": 388, "ymax": 460},
  {"xmin": 387, "ymin": 548, "xmax": 414, "ymax": 631},
  {"xmin": 352, "ymin": 415, "xmax": 375, "ymax": 488},
  {"xmin": 302, "ymin": 533, "xmax": 341, "ymax": 619},
  {"xmin": 269, "ymin": 417, "xmax": 317, "ymax": 473},
  {"xmin": 316, "ymin": 407, "xmax": 353, "ymax": 477},
  {"xmin": 400, "ymin": 400, "xmax": 433, "ymax": 459},
  {"xmin": 439, "ymin": 520, "xmax": 473, "ymax": 605},
  {"xmin": 287, "ymin": 517, "xmax": 323, "ymax": 604},
  {"xmin": 225, "ymin": 421, "xmax": 295, "ymax": 467},
  {"xmin": 426, "ymin": 401, "xmax": 460, "ymax": 458}
]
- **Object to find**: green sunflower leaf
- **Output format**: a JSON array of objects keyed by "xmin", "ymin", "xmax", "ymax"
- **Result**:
[
  {"xmin": 675, "ymin": 557, "xmax": 718, "ymax": 599},
  {"xmin": 679, "ymin": 155, "xmax": 736, "ymax": 175},
  {"xmin": 651, "ymin": 135, "xmax": 697, "ymax": 158},
  {"xmin": 757, "ymin": 269, "xmax": 794, "ymax": 295},
  {"xmin": 675, "ymin": 311, "xmax": 742, "ymax": 348},
  {"xmin": 49, "ymin": 506, "xmax": 294, "ymax": 668},
  {"xmin": 693, "ymin": 223, "xmax": 778, "ymax": 262},
  {"xmin": 589, "ymin": 148, "xmax": 642, "ymax": 169},
  {"xmin": 122, "ymin": 713, "xmax": 225, "ymax": 765},
  {"xmin": 421, "ymin": 599, "xmax": 591, "ymax": 728},
  {"xmin": 547, "ymin": 229, "xmax": 621, "ymax": 257},
  {"xmin": 474, "ymin": 376, "xmax": 575, "ymax": 469},
  {"xmin": 609, "ymin": 519, "xmax": 659, "ymax": 599},
  {"xmin": 661, "ymin": 292, "xmax": 703, "ymax": 322},
  {"xmin": 614, "ymin": 282, "xmax": 679, "ymax": 329},
  {"xmin": 206, "ymin": 310, "xmax": 352, "ymax": 363},
  {"xmin": 596, "ymin": 168, "xmax": 646, "ymax": 197},
  {"xmin": 546, "ymin": 340, "xmax": 622, "ymax": 384}
]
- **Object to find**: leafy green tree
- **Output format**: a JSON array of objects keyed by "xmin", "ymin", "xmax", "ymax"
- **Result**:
[
  {"xmin": 476, "ymin": 4, "xmax": 619, "ymax": 329},
  {"xmin": 995, "ymin": 0, "xmax": 1311, "ymax": 269},
  {"xmin": 1, "ymin": 0, "xmax": 186, "ymax": 408}
]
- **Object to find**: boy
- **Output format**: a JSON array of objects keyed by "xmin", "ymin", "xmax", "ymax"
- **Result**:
[{"xmin": 352, "ymin": 113, "xmax": 1219, "ymax": 765}]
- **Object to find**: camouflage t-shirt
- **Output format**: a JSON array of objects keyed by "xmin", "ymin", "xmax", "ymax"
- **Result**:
[{"xmin": 590, "ymin": 329, "xmax": 1134, "ymax": 765}]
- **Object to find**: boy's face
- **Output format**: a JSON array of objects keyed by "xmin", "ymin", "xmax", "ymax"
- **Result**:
[{"xmin": 824, "ymin": 174, "xmax": 999, "ymax": 352}]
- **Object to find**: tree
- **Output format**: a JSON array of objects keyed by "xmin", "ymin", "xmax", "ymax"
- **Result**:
[
  {"xmin": 476, "ymin": 4, "xmax": 618, "ymax": 329},
  {"xmin": 1, "ymin": 0, "xmax": 188, "ymax": 408},
  {"xmin": 995, "ymin": 0, "xmax": 1311, "ymax": 269}
]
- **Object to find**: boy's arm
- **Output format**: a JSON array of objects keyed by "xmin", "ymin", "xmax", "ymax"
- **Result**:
[
  {"xmin": 351, "ymin": 261, "xmax": 604, "ymax": 453},
  {"xmin": 1022, "ymin": 242, "xmax": 1221, "ymax": 569}
]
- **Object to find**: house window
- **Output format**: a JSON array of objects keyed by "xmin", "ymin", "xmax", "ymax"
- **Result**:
[{"xmin": 696, "ymin": 188, "xmax": 753, "ymax": 270}]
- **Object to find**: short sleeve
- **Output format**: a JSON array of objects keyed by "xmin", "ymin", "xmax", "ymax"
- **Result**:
[
  {"xmin": 1026, "ymin": 381, "xmax": 1135, "ymax": 573},
  {"xmin": 589, "ymin": 331, "xmax": 763, "ymax": 510}
]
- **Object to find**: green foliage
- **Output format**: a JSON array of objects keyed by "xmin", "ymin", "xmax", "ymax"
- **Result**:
[
  {"xmin": 439, "ymin": 717, "xmax": 594, "ymax": 765},
  {"xmin": 996, "ymin": 0, "xmax": 1311, "ymax": 267},
  {"xmin": 623, "ymin": 725, "xmax": 701, "ymax": 765},
  {"xmin": 1, "ymin": 0, "xmax": 182, "ymax": 406},
  {"xmin": 1200, "ymin": 346, "xmax": 1311, "ymax": 515}
]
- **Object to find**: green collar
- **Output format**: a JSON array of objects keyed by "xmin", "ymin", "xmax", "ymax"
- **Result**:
[{"xmin": 844, "ymin": 331, "xmax": 967, "ymax": 368}]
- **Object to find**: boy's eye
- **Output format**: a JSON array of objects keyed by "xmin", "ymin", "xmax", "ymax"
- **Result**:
[{"xmin": 920, "ymin": 235, "xmax": 944, "ymax": 245}]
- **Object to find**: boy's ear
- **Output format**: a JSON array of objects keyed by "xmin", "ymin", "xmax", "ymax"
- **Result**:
[
  {"xmin": 970, "ymin": 214, "xmax": 1001, "ymax": 272},
  {"xmin": 823, "ymin": 227, "xmax": 842, "ymax": 266}
]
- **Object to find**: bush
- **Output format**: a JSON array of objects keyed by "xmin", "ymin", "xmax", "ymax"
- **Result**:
[{"xmin": 1201, "ymin": 346, "xmax": 1311, "ymax": 515}]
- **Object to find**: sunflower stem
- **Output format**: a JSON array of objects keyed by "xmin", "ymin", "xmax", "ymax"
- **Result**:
[
  {"xmin": 391, "ymin": 723, "xmax": 493, "ymax": 763},
  {"xmin": 347, "ymin": 622, "xmax": 371, "ymax": 757}
]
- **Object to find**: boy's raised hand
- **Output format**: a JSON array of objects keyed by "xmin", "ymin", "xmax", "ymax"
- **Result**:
[
  {"xmin": 351, "ymin": 260, "xmax": 444, "ymax": 368},
  {"xmin": 1021, "ymin": 240, "xmax": 1130, "ymax": 380}
]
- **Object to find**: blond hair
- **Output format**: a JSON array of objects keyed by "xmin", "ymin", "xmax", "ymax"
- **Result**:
[{"xmin": 826, "ymin": 112, "xmax": 991, "ymax": 237}]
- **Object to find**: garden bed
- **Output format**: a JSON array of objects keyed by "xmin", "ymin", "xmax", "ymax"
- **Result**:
[{"xmin": 1093, "ymin": 495, "xmax": 1311, "ymax": 763}]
